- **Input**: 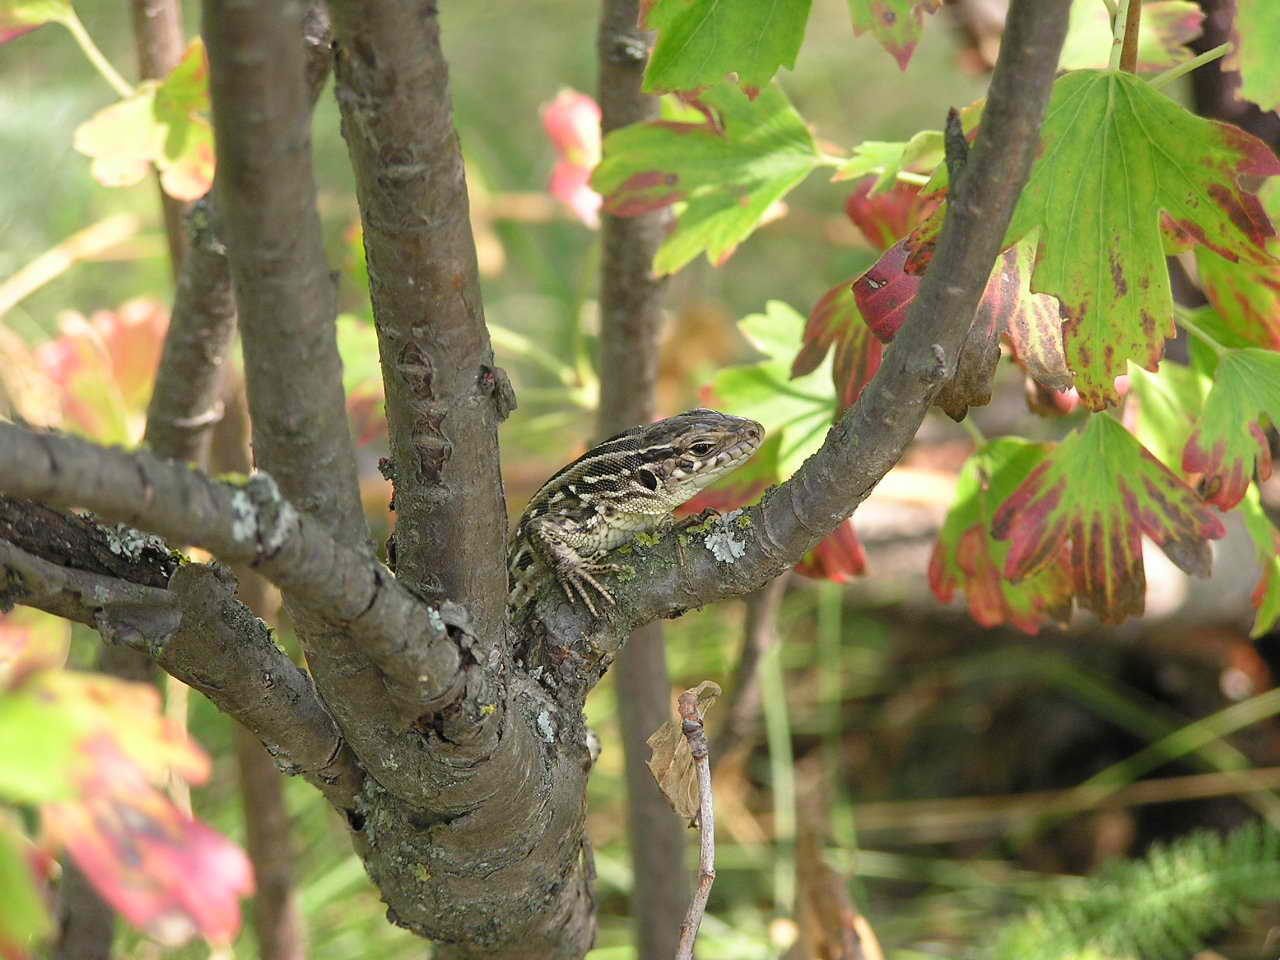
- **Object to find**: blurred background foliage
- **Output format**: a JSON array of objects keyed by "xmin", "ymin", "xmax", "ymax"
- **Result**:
[{"xmin": 5, "ymin": 1, "xmax": 1280, "ymax": 958}]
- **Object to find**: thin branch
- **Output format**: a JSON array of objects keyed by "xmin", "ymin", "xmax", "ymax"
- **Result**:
[
  {"xmin": 1118, "ymin": 0, "xmax": 1141, "ymax": 73},
  {"xmin": 142, "ymin": 195, "xmax": 237, "ymax": 474},
  {"xmin": 0, "ymin": 423, "xmax": 464, "ymax": 719},
  {"xmin": 326, "ymin": 0, "xmax": 512, "ymax": 637},
  {"xmin": 131, "ymin": 0, "xmax": 189, "ymax": 271},
  {"xmin": 531, "ymin": 0, "xmax": 1073, "ymax": 651},
  {"xmin": 675, "ymin": 689, "xmax": 716, "ymax": 960}
]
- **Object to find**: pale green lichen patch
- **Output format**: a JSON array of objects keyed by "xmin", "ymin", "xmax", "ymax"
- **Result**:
[
  {"xmin": 632, "ymin": 531, "xmax": 663, "ymax": 548},
  {"xmin": 704, "ymin": 509, "xmax": 747, "ymax": 563}
]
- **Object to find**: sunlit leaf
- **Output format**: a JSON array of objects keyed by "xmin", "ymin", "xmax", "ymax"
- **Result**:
[
  {"xmin": 1125, "ymin": 361, "xmax": 1208, "ymax": 470},
  {"xmin": 0, "ymin": 823, "xmax": 50, "ymax": 960},
  {"xmin": 593, "ymin": 83, "xmax": 822, "ymax": 274},
  {"xmin": 929, "ymin": 438, "xmax": 1073, "ymax": 634},
  {"xmin": 832, "ymin": 130, "xmax": 943, "ymax": 190},
  {"xmin": 73, "ymin": 39, "xmax": 213, "ymax": 201},
  {"xmin": 846, "ymin": 0, "xmax": 943, "ymax": 71},
  {"xmin": 642, "ymin": 0, "xmax": 811, "ymax": 95},
  {"xmin": 1233, "ymin": 0, "xmax": 1280, "ymax": 113},
  {"xmin": 0, "ymin": 690, "xmax": 77, "ymax": 804},
  {"xmin": 1059, "ymin": 0, "xmax": 1203, "ymax": 72},
  {"xmin": 992, "ymin": 414, "xmax": 1225, "ymax": 624},
  {"xmin": 1237, "ymin": 485, "xmax": 1280, "ymax": 637},
  {"xmin": 0, "ymin": 611, "xmax": 68, "ymax": 690},
  {"xmin": 43, "ymin": 737, "xmax": 252, "ymax": 947},
  {"xmin": 1183, "ymin": 348, "xmax": 1280, "ymax": 510},
  {"xmin": 1004, "ymin": 70, "xmax": 1280, "ymax": 409}
]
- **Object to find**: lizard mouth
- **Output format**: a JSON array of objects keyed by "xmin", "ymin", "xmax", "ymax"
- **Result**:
[{"xmin": 712, "ymin": 420, "xmax": 764, "ymax": 470}]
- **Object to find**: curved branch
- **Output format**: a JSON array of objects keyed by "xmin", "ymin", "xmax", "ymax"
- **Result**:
[
  {"xmin": 531, "ymin": 0, "xmax": 1073, "ymax": 662},
  {"xmin": 0, "ymin": 423, "xmax": 464, "ymax": 719}
]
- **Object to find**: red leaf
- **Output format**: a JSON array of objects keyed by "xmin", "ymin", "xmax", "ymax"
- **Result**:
[
  {"xmin": 795, "ymin": 519, "xmax": 867, "ymax": 582},
  {"xmin": 43, "ymin": 737, "xmax": 252, "ymax": 947},
  {"xmin": 843, "ymin": 177, "xmax": 933, "ymax": 252},
  {"xmin": 542, "ymin": 88, "xmax": 602, "ymax": 228},
  {"xmin": 792, "ymin": 280, "xmax": 883, "ymax": 414}
]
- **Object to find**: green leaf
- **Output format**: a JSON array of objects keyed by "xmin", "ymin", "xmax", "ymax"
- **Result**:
[
  {"xmin": 1125, "ymin": 361, "xmax": 1208, "ymax": 470},
  {"xmin": 1234, "ymin": 0, "xmax": 1280, "ymax": 113},
  {"xmin": 711, "ymin": 301, "xmax": 835, "ymax": 478},
  {"xmin": 72, "ymin": 39, "xmax": 213, "ymax": 201},
  {"xmin": 992, "ymin": 414, "xmax": 1225, "ymax": 624},
  {"xmin": 0, "ymin": 824, "xmax": 50, "ymax": 956},
  {"xmin": 1059, "ymin": 0, "xmax": 1204, "ymax": 72},
  {"xmin": 832, "ymin": 130, "xmax": 943, "ymax": 191},
  {"xmin": 0, "ymin": 688, "xmax": 77, "ymax": 803},
  {"xmin": 593, "ymin": 83, "xmax": 822, "ymax": 275},
  {"xmin": 642, "ymin": 0, "xmax": 811, "ymax": 95},
  {"xmin": 1183, "ymin": 348, "xmax": 1280, "ymax": 509},
  {"xmin": 1005, "ymin": 70, "xmax": 1280, "ymax": 409},
  {"xmin": 846, "ymin": 0, "xmax": 942, "ymax": 71},
  {"xmin": 929, "ymin": 438, "xmax": 1073, "ymax": 634},
  {"xmin": 1237, "ymin": 485, "xmax": 1280, "ymax": 637}
]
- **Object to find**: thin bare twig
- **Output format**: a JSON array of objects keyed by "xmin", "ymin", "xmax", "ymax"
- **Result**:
[{"xmin": 675, "ymin": 689, "xmax": 716, "ymax": 960}]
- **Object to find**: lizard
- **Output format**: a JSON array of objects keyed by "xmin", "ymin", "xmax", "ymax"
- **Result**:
[{"xmin": 506, "ymin": 408, "xmax": 765, "ymax": 619}]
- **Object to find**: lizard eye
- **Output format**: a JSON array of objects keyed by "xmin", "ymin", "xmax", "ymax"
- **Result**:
[
  {"xmin": 637, "ymin": 468, "xmax": 660, "ymax": 491},
  {"xmin": 689, "ymin": 442, "xmax": 715, "ymax": 457}
]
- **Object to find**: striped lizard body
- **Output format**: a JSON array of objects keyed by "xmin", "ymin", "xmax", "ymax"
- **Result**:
[{"xmin": 506, "ymin": 409, "xmax": 764, "ymax": 618}]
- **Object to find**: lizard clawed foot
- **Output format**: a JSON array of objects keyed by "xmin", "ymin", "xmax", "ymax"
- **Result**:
[{"xmin": 557, "ymin": 563, "xmax": 620, "ymax": 618}]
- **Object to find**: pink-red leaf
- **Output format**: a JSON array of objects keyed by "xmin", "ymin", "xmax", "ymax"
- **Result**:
[
  {"xmin": 792, "ymin": 280, "xmax": 883, "ymax": 414},
  {"xmin": 930, "ymin": 438, "xmax": 1073, "ymax": 634},
  {"xmin": 43, "ymin": 737, "xmax": 252, "ymax": 947},
  {"xmin": 992, "ymin": 414, "xmax": 1225, "ymax": 624},
  {"xmin": 846, "ymin": 0, "xmax": 943, "ymax": 71},
  {"xmin": 542, "ymin": 89, "xmax": 602, "ymax": 229}
]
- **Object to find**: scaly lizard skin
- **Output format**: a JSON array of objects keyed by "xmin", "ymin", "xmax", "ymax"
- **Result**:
[{"xmin": 507, "ymin": 409, "xmax": 764, "ymax": 618}]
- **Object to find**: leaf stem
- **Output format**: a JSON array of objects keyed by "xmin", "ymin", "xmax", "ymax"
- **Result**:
[
  {"xmin": 60, "ymin": 10, "xmax": 136, "ymax": 100},
  {"xmin": 1175, "ymin": 306, "xmax": 1229, "ymax": 358},
  {"xmin": 1099, "ymin": 0, "xmax": 1119, "ymax": 19},
  {"xmin": 1149, "ymin": 42, "xmax": 1233, "ymax": 90},
  {"xmin": 957, "ymin": 414, "xmax": 988, "ymax": 448}
]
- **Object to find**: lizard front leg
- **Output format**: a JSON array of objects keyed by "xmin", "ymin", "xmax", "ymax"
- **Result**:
[{"xmin": 526, "ymin": 516, "xmax": 619, "ymax": 617}]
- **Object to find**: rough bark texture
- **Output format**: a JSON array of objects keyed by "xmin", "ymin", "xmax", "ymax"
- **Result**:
[
  {"xmin": 327, "ymin": 1, "xmax": 511, "ymax": 641},
  {"xmin": 595, "ymin": 2, "xmax": 689, "ymax": 956}
]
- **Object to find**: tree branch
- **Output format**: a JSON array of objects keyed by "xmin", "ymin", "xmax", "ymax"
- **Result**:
[
  {"xmin": 326, "ymin": 0, "xmax": 512, "ymax": 640},
  {"xmin": 527, "ymin": 0, "xmax": 1072, "ymax": 655},
  {"xmin": 0, "ymin": 424, "xmax": 467, "ymax": 726},
  {"xmin": 203, "ymin": 0, "xmax": 365, "ymax": 547},
  {"xmin": 0, "ymin": 517, "xmax": 361, "ymax": 807},
  {"xmin": 131, "ymin": 0, "xmax": 189, "ymax": 272}
]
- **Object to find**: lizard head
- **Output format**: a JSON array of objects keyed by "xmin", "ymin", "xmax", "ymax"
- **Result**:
[{"xmin": 617, "ymin": 408, "xmax": 764, "ymax": 512}]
